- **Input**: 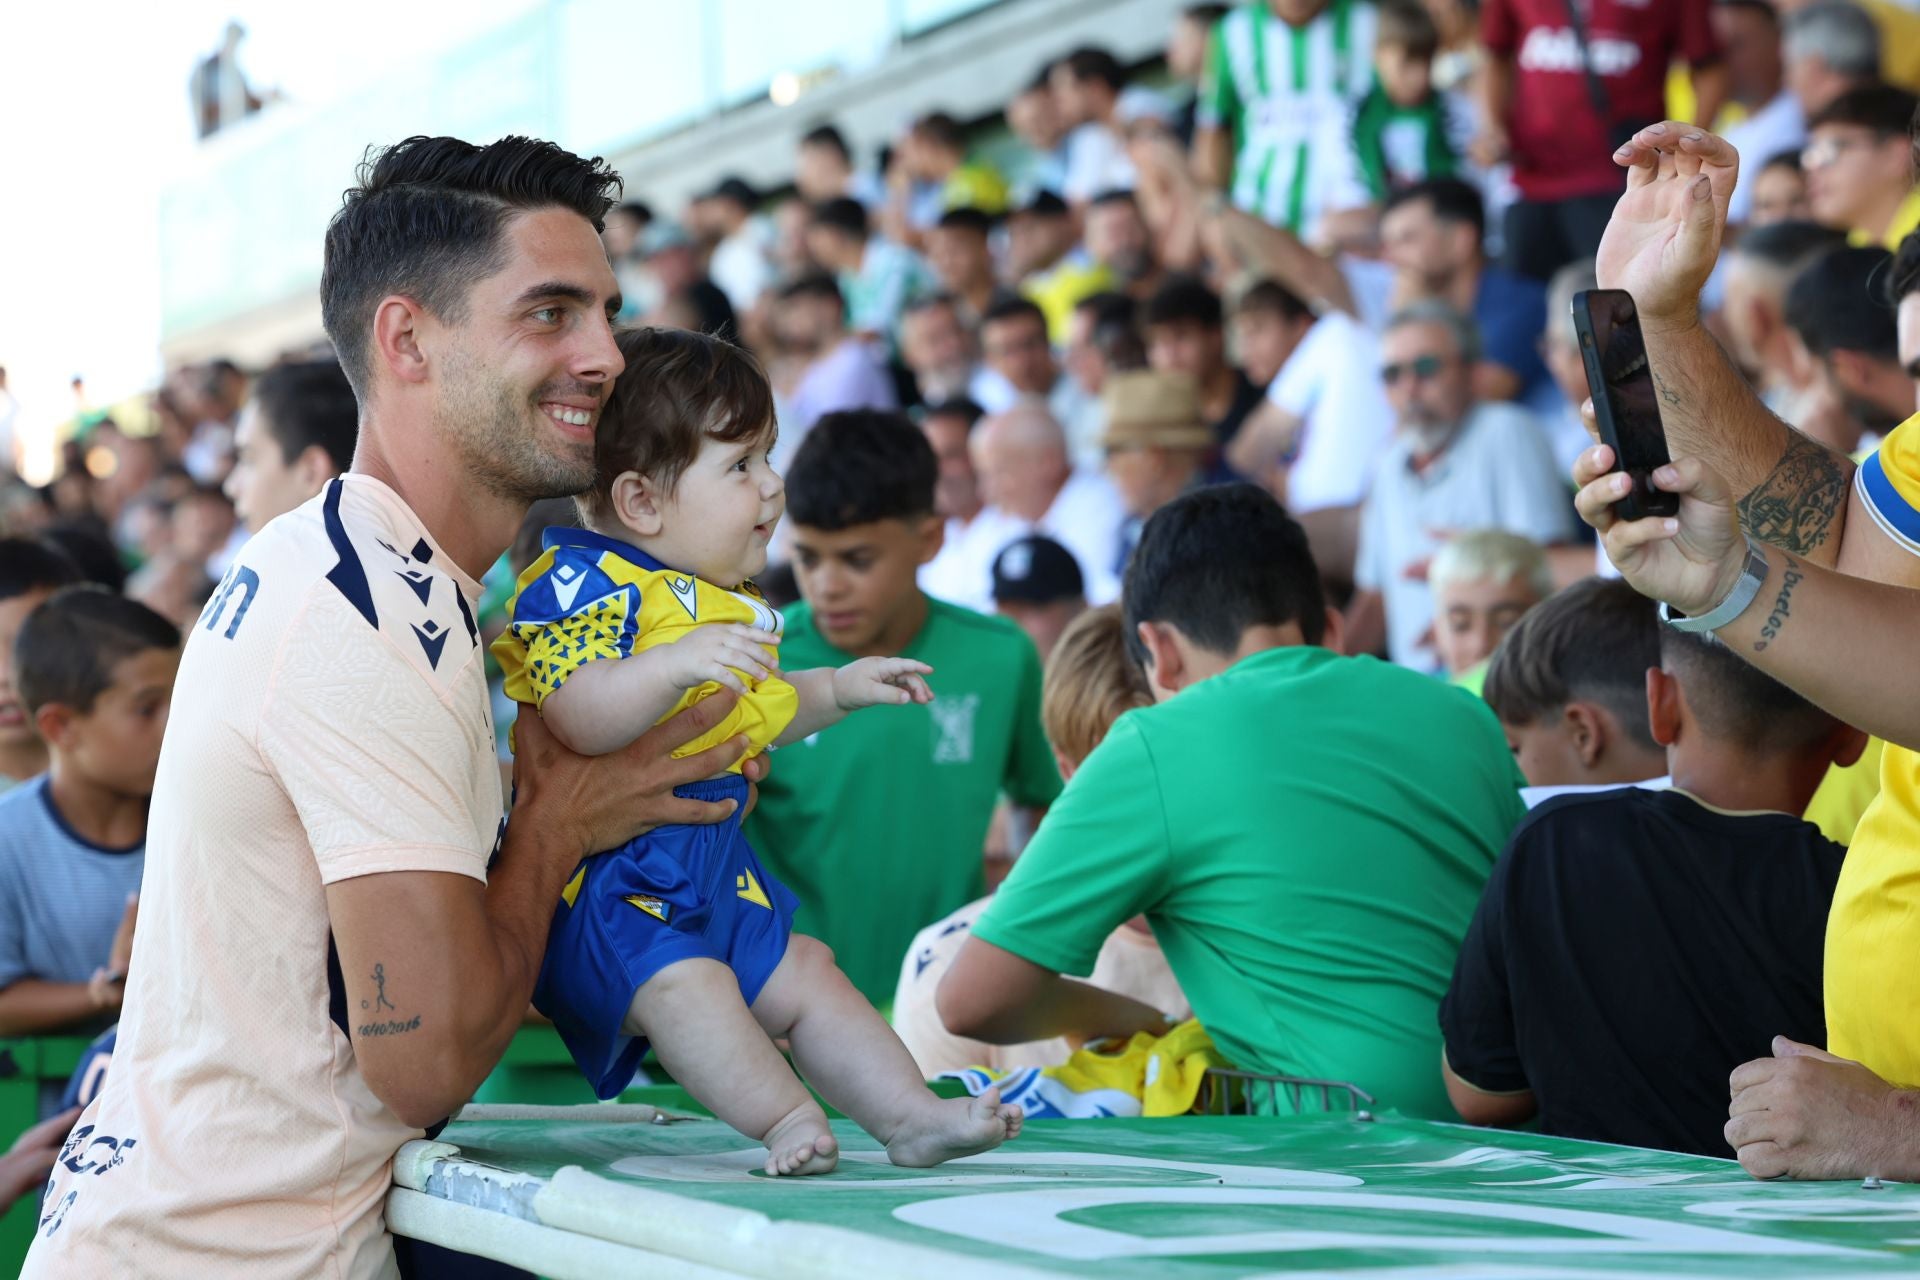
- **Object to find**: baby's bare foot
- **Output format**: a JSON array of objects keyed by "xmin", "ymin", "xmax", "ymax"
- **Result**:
[
  {"xmin": 763, "ymin": 1103, "xmax": 839, "ymax": 1176},
  {"xmin": 886, "ymin": 1086, "xmax": 1024, "ymax": 1168}
]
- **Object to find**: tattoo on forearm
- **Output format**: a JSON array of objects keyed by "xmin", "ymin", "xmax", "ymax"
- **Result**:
[
  {"xmin": 1736, "ymin": 434, "xmax": 1847, "ymax": 556},
  {"xmin": 357, "ymin": 961, "xmax": 420, "ymax": 1037},
  {"xmin": 1754, "ymin": 553, "xmax": 1804, "ymax": 652},
  {"xmin": 1651, "ymin": 367, "xmax": 1682, "ymax": 410}
]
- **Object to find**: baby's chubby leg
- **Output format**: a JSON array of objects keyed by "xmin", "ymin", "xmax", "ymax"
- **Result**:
[
  {"xmin": 750, "ymin": 936, "xmax": 1022, "ymax": 1167},
  {"xmin": 624, "ymin": 958, "xmax": 837, "ymax": 1175}
]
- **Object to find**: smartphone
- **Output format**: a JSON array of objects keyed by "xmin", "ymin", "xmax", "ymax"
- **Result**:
[{"xmin": 1571, "ymin": 289, "xmax": 1678, "ymax": 520}]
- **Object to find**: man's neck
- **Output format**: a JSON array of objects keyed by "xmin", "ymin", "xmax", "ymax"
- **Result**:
[
  {"xmin": 1010, "ymin": 475, "xmax": 1068, "ymax": 524},
  {"xmin": 1668, "ymin": 746, "xmax": 1829, "ymax": 818},
  {"xmin": 0, "ymin": 738, "xmax": 47, "ymax": 784},
  {"xmin": 47, "ymin": 760, "xmax": 146, "ymax": 850},
  {"xmin": 1858, "ymin": 187, "xmax": 1910, "ymax": 243},
  {"xmin": 352, "ymin": 415, "xmax": 525, "ymax": 581},
  {"xmin": 1176, "ymin": 624, "xmax": 1311, "ymax": 688}
]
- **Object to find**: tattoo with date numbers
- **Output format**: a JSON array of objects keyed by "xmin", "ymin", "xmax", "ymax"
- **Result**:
[{"xmin": 357, "ymin": 960, "xmax": 420, "ymax": 1037}]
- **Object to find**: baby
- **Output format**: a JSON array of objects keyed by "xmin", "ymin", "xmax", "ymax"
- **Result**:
[{"xmin": 493, "ymin": 327, "xmax": 1022, "ymax": 1175}]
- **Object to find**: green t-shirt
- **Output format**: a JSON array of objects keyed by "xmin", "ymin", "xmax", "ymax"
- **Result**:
[
  {"xmin": 974, "ymin": 645, "xmax": 1526, "ymax": 1120},
  {"xmin": 745, "ymin": 597, "xmax": 1062, "ymax": 1003}
]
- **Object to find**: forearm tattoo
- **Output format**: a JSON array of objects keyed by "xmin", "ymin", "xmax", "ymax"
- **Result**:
[
  {"xmin": 1736, "ymin": 433, "xmax": 1848, "ymax": 557},
  {"xmin": 1753, "ymin": 553, "xmax": 1804, "ymax": 652}
]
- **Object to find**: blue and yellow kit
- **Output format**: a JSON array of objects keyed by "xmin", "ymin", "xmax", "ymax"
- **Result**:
[{"xmin": 492, "ymin": 526, "xmax": 802, "ymax": 1098}]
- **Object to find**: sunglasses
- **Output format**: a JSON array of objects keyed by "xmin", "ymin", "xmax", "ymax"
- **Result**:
[{"xmin": 1381, "ymin": 354, "xmax": 1449, "ymax": 385}]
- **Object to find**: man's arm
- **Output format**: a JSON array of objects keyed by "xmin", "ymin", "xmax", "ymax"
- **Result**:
[
  {"xmin": 1689, "ymin": 62, "xmax": 1730, "ymax": 131},
  {"xmin": 1726, "ymin": 1037, "xmax": 1920, "ymax": 1181},
  {"xmin": 936, "ymin": 935, "xmax": 1171, "ymax": 1045},
  {"xmin": 1210, "ymin": 206, "xmax": 1357, "ymax": 317},
  {"xmin": 1471, "ymin": 53, "xmax": 1514, "ymax": 169},
  {"xmin": 1443, "ymin": 1051, "xmax": 1537, "ymax": 1127},
  {"xmin": 327, "ymin": 697, "xmax": 758, "ymax": 1129},
  {"xmin": 0, "ymin": 979, "xmax": 109, "ymax": 1036}
]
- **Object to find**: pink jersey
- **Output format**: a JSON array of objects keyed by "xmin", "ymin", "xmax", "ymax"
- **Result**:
[{"xmin": 24, "ymin": 475, "xmax": 502, "ymax": 1279}]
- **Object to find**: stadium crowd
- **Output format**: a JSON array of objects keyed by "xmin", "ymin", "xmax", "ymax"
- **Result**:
[{"xmin": 6, "ymin": 0, "xmax": 1920, "ymax": 1270}]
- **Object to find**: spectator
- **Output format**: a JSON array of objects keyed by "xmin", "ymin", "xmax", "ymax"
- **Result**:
[
  {"xmin": 1142, "ymin": 275, "xmax": 1265, "ymax": 448},
  {"xmin": 601, "ymin": 199, "xmax": 652, "ymax": 262},
  {"xmin": 806, "ymin": 197, "xmax": 934, "ymax": 343},
  {"xmin": 1539, "ymin": 258, "xmax": 1604, "ymax": 476},
  {"xmin": 188, "ymin": 20, "xmax": 263, "ymax": 139},
  {"xmin": 1425, "ymin": 0, "xmax": 1483, "ymax": 93},
  {"xmin": 1784, "ymin": 244, "xmax": 1911, "ymax": 449},
  {"xmin": 1347, "ymin": 302, "xmax": 1573, "ymax": 670},
  {"xmin": 1720, "ymin": 221, "xmax": 1849, "ymax": 419},
  {"xmin": 991, "ymin": 535, "xmax": 1087, "ymax": 664},
  {"xmin": 1165, "ymin": 6, "xmax": 1229, "ymax": 148},
  {"xmin": 1015, "ymin": 191, "xmax": 1114, "ymax": 342},
  {"xmin": 889, "ymin": 111, "xmax": 1009, "ymax": 240},
  {"xmin": 1442, "ymin": 626, "xmax": 1862, "ymax": 1157},
  {"xmin": 938, "ymin": 484, "xmax": 1525, "ymax": 1119},
  {"xmin": 224, "ymin": 359, "xmax": 358, "ymax": 534},
  {"xmin": 744, "ymin": 412, "xmax": 1062, "ymax": 1005},
  {"xmin": 173, "ymin": 359, "xmax": 247, "ymax": 487},
  {"xmin": 1751, "ymin": 148, "xmax": 1815, "ymax": 225},
  {"xmin": 1060, "ymin": 290, "xmax": 1147, "ymax": 466},
  {"xmin": 1482, "ymin": 577, "xmax": 1669, "ymax": 803},
  {"xmin": 796, "ymin": 123, "xmax": 883, "ymax": 207},
  {"xmin": 1719, "ymin": 0, "xmax": 1808, "ymax": 226},
  {"xmin": 1053, "ymin": 48, "xmax": 1138, "ymax": 206},
  {"xmin": 1084, "ymin": 190, "xmax": 1165, "ymax": 301},
  {"xmin": 0, "ymin": 1108, "xmax": 81, "ymax": 1214},
  {"xmin": 980, "ymin": 295, "xmax": 1089, "ymax": 430},
  {"xmin": 1782, "ymin": 2, "xmax": 1883, "ymax": 120},
  {"xmin": 1228, "ymin": 279, "xmax": 1315, "ymax": 389},
  {"xmin": 1802, "ymin": 85, "xmax": 1920, "ymax": 250},
  {"xmin": 1194, "ymin": 0, "xmax": 1377, "ymax": 242},
  {"xmin": 1429, "ymin": 529, "xmax": 1552, "ymax": 683},
  {"xmin": 900, "ymin": 296, "xmax": 996, "ymax": 409},
  {"xmin": 893, "ymin": 604, "xmax": 1185, "ymax": 1077},
  {"xmin": 1102, "ymin": 370, "xmax": 1223, "ymax": 568},
  {"xmin": 0, "ymin": 539, "xmax": 82, "ymax": 790},
  {"xmin": 968, "ymin": 402, "xmax": 1128, "ymax": 605},
  {"xmin": 771, "ymin": 274, "xmax": 898, "ymax": 471},
  {"xmin": 636, "ymin": 220, "xmax": 739, "ymax": 345},
  {"xmin": 926, "ymin": 206, "xmax": 1001, "ymax": 326},
  {"xmin": 0, "ymin": 588, "xmax": 179, "ymax": 1045},
  {"xmin": 1005, "ymin": 69, "xmax": 1072, "ymax": 200},
  {"xmin": 1477, "ymin": 0, "xmax": 1724, "ymax": 280},
  {"xmin": 689, "ymin": 175, "xmax": 775, "ymax": 315},
  {"xmin": 1352, "ymin": 0, "xmax": 1469, "ymax": 202},
  {"xmin": 917, "ymin": 398, "xmax": 996, "ymax": 608}
]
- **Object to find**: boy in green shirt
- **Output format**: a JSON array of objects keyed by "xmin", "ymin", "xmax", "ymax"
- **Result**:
[
  {"xmin": 744, "ymin": 412, "xmax": 1062, "ymax": 1005},
  {"xmin": 1352, "ymin": 0, "xmax": 1465, "ymax": 202},
  {"xmin": 940, "ymin": 484, "xmax": 1526, "ymax": 1119}
]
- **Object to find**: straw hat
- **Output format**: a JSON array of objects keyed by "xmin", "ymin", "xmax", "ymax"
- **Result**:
[{"xmin": 1099, "ymin": 371, "xmax": 1216, "ymax": 451}]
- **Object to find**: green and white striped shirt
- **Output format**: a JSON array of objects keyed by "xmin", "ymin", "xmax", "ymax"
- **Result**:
[{"xmin": 1198, "ymin": 0, "xmax": 1378, "ymax": 239}]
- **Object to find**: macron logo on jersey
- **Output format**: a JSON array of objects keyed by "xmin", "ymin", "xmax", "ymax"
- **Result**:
[
  {"xmin": 1517, "ymin": 28, "xmax": 1643, "ymax": 76},
  {"xmin": 552, "ymin": 561, "xmax": 589, "ymax": 613},
  {"xmin": 666, "ymin": 575, "xmax": 700, "ymax": 620}
]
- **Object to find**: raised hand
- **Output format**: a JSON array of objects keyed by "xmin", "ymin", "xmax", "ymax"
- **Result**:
[
  {"xmin": 1572, "ymin": 445, "xmax": 1745, "ymax": 617},
  {"xmin": 832, "ymin": 657, "xmax": 934, "ymax": 711},
  {"xmin": 1596, "ymin": 123, "xmax": 1740, "ymax": 328},
  {"xmin": 661, "ymin": 624, "xmax": 781, "ymax": 695}
]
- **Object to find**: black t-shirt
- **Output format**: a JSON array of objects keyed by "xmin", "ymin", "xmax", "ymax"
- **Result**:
[
  {"xmin": 1213, "ymin": 368, "xmax": 1266, "ymax": 448},
  {"xmin": 1440, "ymin": 788, "xmax": 1844, "ymax": 1159}
]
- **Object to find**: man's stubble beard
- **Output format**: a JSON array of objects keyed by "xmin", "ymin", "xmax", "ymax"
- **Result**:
[{"xmin": 433, "ymin": 343, "xmax": 596, "ymax": 505}]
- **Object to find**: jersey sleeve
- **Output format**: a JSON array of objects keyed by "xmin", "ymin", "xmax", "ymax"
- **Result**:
[
  {"xmin": 1002, "ymin": 634, "xmax": 1065, "ymax": 809},
  {"xmin": 260, "ymin": 592, "xmax": 496, "ymax": 885},
  {"xmin": 494, "ymin": 547, "xmax": 642, "ymax": 711},
  {"xmin": 1196, "ymin": 14, "xmax": 1239, "ymax": 132},
  {"xmin": 1855, "ymin": 414, "xmax": 1920, "ymax": 560},
  {"xmin": 973, "ymin": 718, "xmax": 1171, "ymax": 978},
  {"xmin": 1437, "ymin": 839, "xmax": 1528, "ymax": 1093}
]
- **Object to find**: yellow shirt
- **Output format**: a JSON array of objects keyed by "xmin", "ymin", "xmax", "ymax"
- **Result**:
[
  {"xmin": 1025, "ymin": 258, "xmax": 1117, "ymax": 346},
  {"xmin": 1849, "ymin": 188, "xmax": 1920, "ymax": 253},
  {"xmin": 490, "ymin": 527, "xmax": 796, "ymax": 771},
  {"xmin": 1861, "ymin": 0, "xmax": 1920, "ymax": 95},
  {"xmin": 1825, "ymin": 414, "xmax": 1920, "ymax": 1081}
]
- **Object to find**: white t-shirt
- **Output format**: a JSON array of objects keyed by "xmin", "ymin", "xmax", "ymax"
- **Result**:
[
  {"xmin": 1063, "ymin": 122, "xmax": 1136, "ymax": 202},
  {"xmin": 709, "ymin": 218, "xmax": 775, "ymax": 314},
  {"xmin": 1723, "ymin": 92, "xmax": 1807, "ymax": 226},
  {"xmin": 923, "ymin": 470, "xmax": 1128, "ymax": 609},
  {"xmin": 1266, "ymin": 310, "xmax": 1396, "ymax": 514},
  {"xmin": 25, "ymin": 476, "xmax": 503, "ymax": 1280}
]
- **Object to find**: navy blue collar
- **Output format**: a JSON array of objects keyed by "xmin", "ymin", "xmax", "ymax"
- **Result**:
[
  {"xmin": 37, "ymin": 776, "xmax": 143, "ymax": 857},
  {"xmin": 541, "ymin": 525, "xmax": 675, "ymax": 575}
]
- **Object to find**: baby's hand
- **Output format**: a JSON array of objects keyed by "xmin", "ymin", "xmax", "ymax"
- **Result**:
[
  {"xmin": 663, "ymin": 624, "xmax": 780, "ymax": 694},
  {"xmin": 833, "ymin": 657, "xmax": 934, "ymax": 711}
]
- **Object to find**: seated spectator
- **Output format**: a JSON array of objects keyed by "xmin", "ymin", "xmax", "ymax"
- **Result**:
[
  {"xmin": 1347, "ymin": 303, "xmax": 1572, "ymax": 668},
  {"xmin": 990, "ymin": 535, "xmax": 1087, "ymax": 664},
  {"xmin": 1483, "ymin": 577, "xmax": 1669, "ymax": 804},
  {"xmin": 771, "ymin": 274, "xmax": 898, "ymax": 472},
  {"xmin": 1429, "ymin": 529, "xmax": 1552, "ymax": 686},
  {"xmin": 1351, "ymin": 0, "xmax": 1469, "ymax": 202},
  {"xmin": 1060, "ymin": 291, "xmax": 1147, "ymax": 467},
  {"xmin": 1101, "ymin": 370, "xmax": 1222, "ymax": 567},
  {"xmin": 926, "ymin": 207, "xmax": 1001, "ymax": 327},
  {"xmin": 917, "ymin": 398, "xmax": 995, "ymax": 608},
  {"xmin": 1721, "ymin": 221, "xmax": 1849, "ymax": 419},
  {"xmin": 1719, "ymin": 0, "xmax": 1808, "ymax": 227},
  {"xmin": 1750, "ymin": 148, "xmax": 1815, "ymax": 225},
  {"xmin": 1053, "ymin": 48, "xmax": 1139, "ymax": 206},
  {"xmin": 1228, "ymin": 279, "xmax": 1314, "ymax": 390},
  {"xmin": 888, "ymin": 111, "xmax": 1009, "ymax": 241},
  {"xmin": 1803, "ymin": 85, "xmax": 1920, "ymax": 250},
  {"xmin": 894, "ymin": 604, "xmax": 1186, "ymax": 1077},
  {"xmin": 1142, "ymin": 275, "xmax": 1264, "ymax": 447},
  {"xmin": 636, "ymin": 220, "xmax": 739, "ymax": 345},
  {"xmin": 1084, "ymin": 191, "xmax": 1166, "ymax": 301},
  {"xmin": 744, "ymin": 412, "xmax": 1061, "ymax": 1006},
  {"xmin": 1016, "ymin": 191, "xmax": 1114, "ymax": 343},
  {"xmin": 938, "ymin": 485, "xmax": 1525, "ymax": 1119},
  {"xmin": 0, "ymin": 588, "xmax": 179, "ymax": 1042},
  {"xmin": 805, "ymin": 197, "xmax": 933, "ymax": 343},
  {"xmin": 689, "ymin": 175, "xmax": 774, "ymax": 315},
  {"xmin": 900, "ymin": 296, "xmax": 995, "ymax": 409},
  {"xmin": 223, "ymin": 359, "xmax": 358, "ymax": 534},
  {"xmin": 1782, "ymin": 2, "xmax": 1883, "ymax": 124},
  {"xmin": 1441, "ymin": 627, "xmax": 1864, "ymax": 1157},
  {"xmin": 967, "ymin": 402, "xmax": 1127, "ymax": 605},
  {"xmin": 1784, "ymin": 244, "xmax": 1910, "ymax": 449},
  {"xmin": 1005, "ymin": 68, "xmax": 1071, "ymax": 200},
  {"xmin": 796, "ymin": 123, "xmax": 883, "ymax": 207},
  {"xmin": 0, "ymin": 540, "xmax": 82, "ymax": 790},
  {"xmin": 980, "ymin": 295, "xmax": 1088, "ymax": 431}
]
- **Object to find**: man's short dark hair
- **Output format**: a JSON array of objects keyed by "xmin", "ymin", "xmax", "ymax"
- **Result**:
[
  {"xmin": 320, "ymin": 135, "xmax": 622, "ymax": 397},
  {"xmin": 1062, "ymin": 47, "xmax": 1127, "ymax": 92},
  {"xmin": 785, "ymin": 410, "xmax": 938, "ymax": 530},
  {"xmin": 1089, "ymin": 188, "xmax": 1143, "ymax": 214},
  {"xmin": 1658, "ymin": 628, "xmax": 1842, "ymax": 756},
  {"xmin": 1382, "ymin": 177, "xmax": 1487, "ymax": 242},
  {"xmin": 913, "ymin": 112, "xmax": 969, "ymax": 154},
  {"xmin": 1077, "ymin": 290, "xmax": 1146, "ymax": 367},
  {"xmin": 15, "ymin": 587, "xmax": 179, "ymax": 716},
  {"xmin": 922, "ymin": 397, "xmax": 986, "ymax": 430},
  {"xmin": 40, "ymin": 521, "xmax": 125, "ymax": 594},
  {"xmin": 1183, "ymin": 3, "xmax": 1229, "ymax": 26},
  {"xmin": 1143, "ymin": 274, "xmax": 1224, "ymax": 331},
  {"xmin": 1718, "ymin": 0, "xmax": 1779, "ymax": 24},
  {"xmin": 1483, "ymin": 577, "xmax": 1660, "ymax": 750},
  {"xmin": 1786, "ymin": 245, "xmax": 1898, "ymax": 359},
  {"xmin": 935, "ymin": 206, "xmax": 994, "ymax": 237},
  {"xmin": 612, "ymin": 199, "xmax": 654, "ymax": 224},
  {"xmin": 1376, "ymin": 0, "xmax": 1441, "ymax": 59},
  {"xmin": 0, "ymin": 539, "xmax": 80, "ymax": 602},
  {"xmin": 1123, "ymin": 484, "xmax": 1326, "ymax": 665},
  {"xmin": 1809, "ymin": 84, "xmax": 1920, "ymax": 136},
  {"xmin": 779, "ymin": 271, "xmax": 845, "ymax": 307},
  {"xmin": 810, "ymin": 196, "xmax": 869, "ymax": 239},
  {"xmin": 251, "ymin": 360, "xmax": 358, "ymax": 472},
  {"xmin": 1234, "ymin": 278, "xmax": 1314, "ymax": 323},
  {"xmin": 800, "ymin": 123, "xmax": 853, "ymax": 163},
  {"xmin": 982, "ymin": 294, "xmax": 1049, "ymax": 335},
  {"xmin": 1760, "ymin": 146, "xmax": 1803, "ymax": 175},
  {"xmin": 1732, "ymin": 219, "xmax": 1848, "ymax": 273},
  {"xmin": 1887, "ymin": 229, "xmax": 1920, "ymax": 305}
]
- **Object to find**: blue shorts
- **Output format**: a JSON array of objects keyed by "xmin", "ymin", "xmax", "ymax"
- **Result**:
[{"xmin": 532, "ymin": 774, "xmax": 799, "ymax": 1100}]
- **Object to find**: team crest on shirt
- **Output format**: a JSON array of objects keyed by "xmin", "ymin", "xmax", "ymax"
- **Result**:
[
  {"xmin": 930, "ymin": 693, "xmax": 979, "ymax": 765},
  {"xmin": 625, "ymin": 894, "xmax": 670, "ymax": 923}
]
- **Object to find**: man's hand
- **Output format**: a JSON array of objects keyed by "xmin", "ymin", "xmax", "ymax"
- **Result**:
[
  {"xmin": 0, "ymin": 1107, "xmax": 79, "ymax": 1209},
  {"xmin": 1572, "ymin": 446, "xmax": 1747, "ymax": 617},
  {"xmin": 86, "ymin": 892, "xmax": 139, "ymax": 1011},
  {"xmin": 1596, "ymin": 123, "xmax": 1739, "ymax": 330},
  {"xmin": 660, "ymin": 624, "xmax": 781, "ymax": 695},
  {"xmin": 1468, "ymin": 123, "xmax": 1508, "ymax": 169},
  {"xmin": 1726, "ymin": 1037, "xmax": 1920, "ymax": 1180},
  {"xmin": 833, "ymin": 657, "xmax": 934, "ymax": 711}
]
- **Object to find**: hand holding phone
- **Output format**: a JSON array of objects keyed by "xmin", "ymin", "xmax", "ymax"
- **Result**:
[{"xmin": 1571, "ymin": 289, "xmax": 1678, "ymax": 520}]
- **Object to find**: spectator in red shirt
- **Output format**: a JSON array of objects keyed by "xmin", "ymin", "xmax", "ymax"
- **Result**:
[{"xmin": 1476, "ymin": 0, "xmax": 1726, "ymax": 281}]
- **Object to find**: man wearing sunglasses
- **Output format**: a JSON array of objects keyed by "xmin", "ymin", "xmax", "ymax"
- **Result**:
[{"xmin": 1346, "ymin": 300, "xmax": 1574, "ymax": 669}]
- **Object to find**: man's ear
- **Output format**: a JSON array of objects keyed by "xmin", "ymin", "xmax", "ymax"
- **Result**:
[
  {"xmin": 1828, "ymin": 723, "xmax": 1870, "ymax": 770},
  {"xmin": 915, "ymin": 514, "xmax": 946, "ymax": 568},
  {"xmin": 1646, "ymin": 666, "xmax": 1683, "ymax": 749},
  {"xmin": 610, "ymin": 471, "xmax": 665, "ymax": 537},
  {"xmin": 33, "ymin": 703, "xmax": 74, "ymax": 752},
  {"xmin": 1051, "ymin": 747, "xmax": 1079, "ymax": 783},
  {"xmin": 295, "ymin": 444, "xmax": 340, "ymax": 495},
  {"xmin": 371, "ymin": 295, "xmax": 431, "ymax": 388},
  {"xmin": 1136, "ymin": 620, "xmax": 1185, "ymax": 698},
  {"xmin": 1563, "ymin": 701, "xmax": 1609, "ymax": 769}
]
